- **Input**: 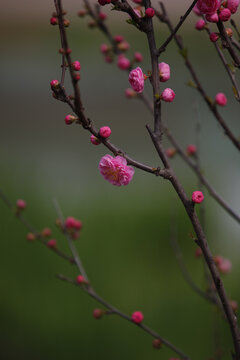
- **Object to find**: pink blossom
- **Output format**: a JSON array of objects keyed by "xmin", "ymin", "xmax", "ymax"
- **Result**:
[
  {"xmin": 218, "ymin": 258, "xmax": 232, "ymax": 274},
  {"xmin": 98, "ymin": 155, "xmax": 134, "ymax": 186},
  {"xmin": 197, "ymin": 0, "xmax": 221, "ymax": 14},
  {"xmin": 76, "ymin": 275, "xmax": 86, "ymax": 284},
  {"xmin": 131, "ymin": 311, "xmax": 144, "ymax": 324},
  {"xmin": 16, "ymin": 199, "xmax": 26, "ymax": 209},
  {"xmin": 186, "ymin": 144, "xmax": 197, "ymax": 155},
  {"xmin": 42, "ymin": 228, "xmax": 52, "ymax": 237},
  {"xmin": 26, "ymin": 233, "xmax": 36, "ymax": 242},
  {"xmin": 134, "ymin": 52, "xmax": 143, "ymax": 62},
  {"xmin": 114, "ymin": 35, "xmax": 124, "ymax": 43},
  {"xmin": 133, "ymin": 0, "xmax": 142, "ymax": 3},
  {"xmin": 100, "ymin": 43, "xmax": 109, "ymax": 54},
  {"xmin": 227, "ymin": 0, "xmax": 240, "ymax": 13},
  {"xmin": 158, "ymin": 62, "xmax": 170, "ymax": 82},
  {"xmin": 117, "ymin": 55, "xmax": 131, "ymax": 70},
  {"xmin": 209, "ymin": 32, "xmax": 219, "ymax": 42},
  {"xmin": 99, "ymin": 126, "xmax": 111, "ymax": 138},
  {"xmin": 205, "ymin": 12, "xmax": 219, "ymax": 22},
  {"xmin": 74, "ymin": 220, "xmax": 82, "ymax": 230},
  {"xmin": 129, "ymin": 67, "xmax": 145, "ymax": 93},
  {"xmin": 50, "ymin": 79, "xmax": 59, "ymax": 88},
  {"xmin": 145, "ymin": 7, "xmax": 155, "ymax": 17},
  {"xmin": 99, "ymin": 12, "xmax": 107, "ymax": 20},
  {"xmin": 98, "ymin": 0, "xmax": 111, "ymax": 5},
  {"xmin": 192, "ymin": 191, "xmax": 204, "ymax": 203},
  {"xmin": 90, "ymin": 134, "xmax": 101, "ymax": 145},
  {"xmin": 65, "ymin": 216, "xmax": 76, "ymax": 229},
  {"xmin": 47, "ymin": 239, "xmax": 57, "ymax": 249},
  {"xmin": 195, "ymin": 19, "xmax": 206, "ymax": 30},
  {"xmin": 161, "ymin": 88, "xmax": 175, "ymax": 102},
  {"xmin": 50, "ymin": 17, "xmax": 58, "ymax": 25},
  {"xmin": 219, "ymin": 8, "xmax": 232, "ymax": 21},
  {"xmin": 93, "ymin": 309, "xmax": 104, "ymax": 319},
  {"xmin": 72, "ymin": 61, "xmax": 81, "ymax": 71},
  {"xmin": 65, "ymin": 114, "xmax": 76, "ymax": 125},
  {"xmin": 215, "ymin": 92, "xmax": 227, "ymax": 106}
]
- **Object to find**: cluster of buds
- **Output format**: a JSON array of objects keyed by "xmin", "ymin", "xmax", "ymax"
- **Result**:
[
  {"xmin": 194, "ymin": 0, "xmax": 239, "ymax": 23},
  {"xmin": 50, "ymin": 10, "xmax": 70, "ymax": 27},
  {"xmin": 65, "ymin": 216, "xmax": 83, "ymax": 240}
]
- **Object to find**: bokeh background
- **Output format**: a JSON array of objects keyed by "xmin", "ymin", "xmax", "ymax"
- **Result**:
[{"xmin": 1, "ymin": 1, "xmax": 240, "ymax": 359}]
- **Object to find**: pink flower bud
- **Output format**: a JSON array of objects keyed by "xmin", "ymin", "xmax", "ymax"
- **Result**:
[
  {"xmin": 227, "ymin": 0, "xmax": 240, "ymax": 13},
  {"xmin": 50, "ymin": 79, "xmax": 60, "ymax": 88},
  {"xmin": 165, "ymin": 148, "xmax": 176, "ymax": 158},
  {"xmin": 47, "ymin": 239, "xmax": 57, "ymax": 249},
  {"xmin": 125, "ymin": 88, "xmax": 136, "ymax": 98},
  {"xmin": 76, "ymin": 275, "xmax": 86, "ymax": 284},
  {"xmin": 129, "ymin": 67, "xmax": 144, "ymax": 93},
  {"xmin": 72, "ymin": 61, "xmax": 81, "ymax": 71},
  {"xmin": 74, "ymin": 73, "xmax": 80, "ymax": 81},
  {"xmin": 133, "ymin": 0, "xmax": 142, "ymax": 3},
  {"xmin": 134, "ymin": 52, "xmax": 143, "ymax": 62},
  {"xmin": 161, "ymin": 88, "xmax": 175, "ymax": 102},
  {"xmin": 152, "ymin": 339, "xmax": 162, "ymax": 349},
  {"xmin": 93, "ymin": 308, "xmax": 104, "ymax": 319},
  {"xmin": 98, "ymin": 0, "xmax": 111, "ymax": 5},
  {"xmin": 74, "ymin": 220, "xmax": 82, "ymax": 231},
  {"xmin": 16, "ymin": 199, "xmax": 26, "ymax": 209},
  {"xmin": 197, "ymin": 0, "xmax": 221, "ymax": 14},
  {"xmin": 219, "ymin": 8, "xmax": 232, "ymax": 21},
  {"xmin": 186, "ymin": 144, "xmax": 197, "ymax": 155},
  {"xmin": 100, "ymin": 44, "xmax": 109, "ymax": 54},
  {"xmin": 192, "ymin": 190, "xmax": 204, "ymax": 203},
  {"xmin": 66, "ymin": 48, "xmax": 72, "ymax": 54},
  {"xmin": 195, "ymin": 19, "xmax": 206, "ymax": 30},
  {"xmin": 117, "ymin": 55, "xmax": 131, "ymax": 70},
  {"xmin": 218, "ymin": 258, "xmax": 232, "ymax": 274},
  {"xmin": 209, "ymin": 32, "xmax": 219, "ymax": 42},
  {"xmin": 145, "ymin": 7, "xmax": 155, "ymax": 17},
  {"xmin": 99, "ymin": 12, "xmax": 107, "ymax": 20},
  {"xmin": 90, "ymin": 134, "xmax": 101, "ymax": 145},
  {"xmin": 158, "ymin": 62, "xmax": 171, "ymax": 82},
  {"xmin": 114, "ymin": 35, "xmax": 124, "ymax": 43},
  {"xmin": 215, "ymin": 92, "xmax": 227, "ymax": 106},
  {"xmin": 63, "ymin": 19, "xmax": 70, "ymax": 27},
  {"xmin": 65, "ymin": 216, "xmax": 76, "ymax": 229},
  {"xmin": 50, "ymin": 17, "xmax": 58, "ymax": 25},
  {"xmin": 205, "ymin": 12, "xmax": 219, "ymax": 22},
  {"xmin": 226, "ymin": 27, "xmax": 233, "ymax": 37},
  {"xmin": 117, "ymin": 41, "xmax": 130, "ymax": 51},
  {"xmin": 26, "ymin": 233, "xmax": 36, "ymax": 242},
  {"xmin": 195, "ymin": 247, "xmax": 203, "ymax": 257},
  {"xmin": 99, "ymin": 126, "xmax": 111, "ymax": 138},
  {"xmin": 65, "ymin": 114, "xmax": 77, "ymax": 125},
  {"xmin": 41, "ymin": 228, "xmax": 52, "ymax": 237},
  {"xmin": 131, "ymin": 311, "xmax": 144, "ymax": 324}
]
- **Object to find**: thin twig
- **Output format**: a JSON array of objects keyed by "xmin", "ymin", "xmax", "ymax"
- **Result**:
[
  {"xmin": 217, "ymin": 20, "xmax": 240, "ymax": 68},
  {"xmin": 57, "ymin": 274, "xmax": 192, "ymax": 360},
  {"xmin": 157, "ymin": 0, "xmax": 198, "ymax": 56}
]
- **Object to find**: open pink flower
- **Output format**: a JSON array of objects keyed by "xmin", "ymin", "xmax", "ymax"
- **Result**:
[
  {"xmin": 197, "ymin": 0, "xmax": 221, "ymax": 14},
  {"xmin": 99, "ymin": 155, "xmax": 134, "ymax": 186},
  {"xmin": 129, "ymin": 67, "xmax": 144, "ymax": 93}
]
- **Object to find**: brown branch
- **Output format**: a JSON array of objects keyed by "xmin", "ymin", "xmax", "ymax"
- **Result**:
[
  {"xmin": 231, "ymin": 19, "xmax": 240, "ymax": 41},
  {"xmin": 156, "ymin": 2, "xmax": 240, "ymax": 152},
  {"xmin": 0, "ymin": 190, "xmax": 75, "ymax": 264},
  {"xmin": 57, "ymin": 274, "xmax": 192, "ymax": 360},
  {"xmin": 157, "ymin": 0, "xmax": 198, "ymax": 56},
  {"xmin": 204, "ymin": 21, "xmax": 240, "ymax": 101},
  {"xmin": 217, "ymin": 20, "xmax": 240, "ymax": 68}
]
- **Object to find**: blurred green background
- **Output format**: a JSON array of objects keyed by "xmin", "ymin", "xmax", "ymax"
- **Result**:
[{"xmin": 1, "ymin": 1, "xmax": 240, "ymax": 359}]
